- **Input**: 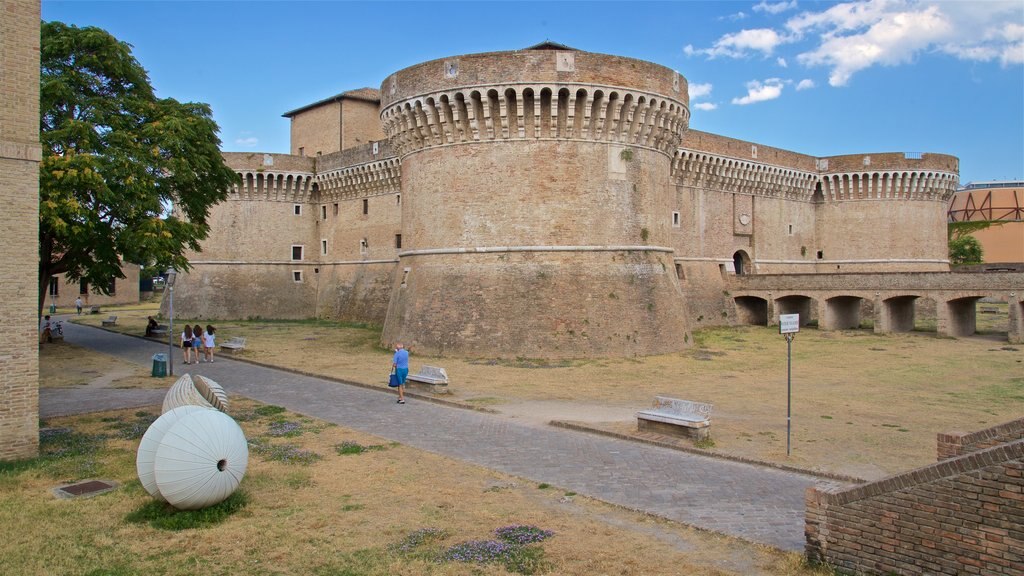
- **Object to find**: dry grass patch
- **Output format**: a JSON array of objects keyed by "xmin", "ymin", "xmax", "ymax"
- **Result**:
[
  {"xmin": 4, "ymin": 402, "xmax": 827, "ymax": 575},
  {"xmin": 75, "ymin": 302, "xmax": 1024, "ymax": 480},
  {"xmin": 39, "ymin": 340, "xmax": 162, "ymax": 390}
]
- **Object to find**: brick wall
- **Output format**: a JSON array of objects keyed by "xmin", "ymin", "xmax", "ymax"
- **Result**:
[
  {"xmin": 938, "ymin": 418, "xmax": 1024, "ymax": 461},
  {"xmin": 806, "ymin": 437, "xmax": 1024, "ymax": 575},
  {"xmin": 0, "ymin": 0, "xmax": 40, "ymax": 460}
]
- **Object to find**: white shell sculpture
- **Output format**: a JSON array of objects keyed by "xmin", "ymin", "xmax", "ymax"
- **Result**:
[
  {"xmin": 136, "ymin": 405, "xmax": 209, "ymax": 501},
  {"xmin": 153, "ymin": 409, "xmax": 249, "ymax": 510},
  {"xmin": 161, "ymin": 373, "xmax": 228, "ymax": 413}
]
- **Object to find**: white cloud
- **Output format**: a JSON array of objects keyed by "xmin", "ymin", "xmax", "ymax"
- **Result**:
[
  {"xmin": 788, "ymin": 0, "xmax": 1023, "ymax": 86},
  {"xmin": 686, "ymin": 28, "xmax": 788, "ymax": 58},
  {"xmin": 795, "ymin": 3, "xmax": 952, "ymax": 86},
  {"xmin": 777, "ymin": 57, "xmax": 788, "ymax": 67},
  {"xmin": 731, "ymin": 78, "xmax": 785, "ymax": 105},
  {"xmin": 688, "ymin": 82, "xmax": 714, "ymax": 100},
  {"xmin": 796, "ymin": 78, "xmax": 816, "ymax": 90},
  {"xmin": 722, "ymin": 10, "xmax": 748, "ymax": 21},
  {"xmin": 754, "ymin": 1, "xmax": 798, "ymax": 15},
  {"xmin": 235, "ymin": 136, "xmax": 259, "ymax": 147},
  {"xmin": 694, "ymin": 102, "xmax": 719, "ymax": 111}
]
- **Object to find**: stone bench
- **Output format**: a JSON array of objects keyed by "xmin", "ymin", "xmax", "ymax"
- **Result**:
[
  {"xmin": 101, "ymin": 315, "xmax": 118, "ymax": 327},
  {"xmin": 407, "ymin": 366, "xmax": 448, "ymax": 385},
  {"xmin": 404, "ymin": 365, "xmax": 450, "ymax": 394},
  {"xmin": 149, "ymin": 325, "xmax": 169, "ymax": 337},
  {"xmin": 220, "ymin": 337, "xmax": 246, "ymax": 353},
  {"xmin": 637, "ymin": 396, "xmax": 713, "ymax": 441},
  {"xmin": 89, "ymin": 305, "xmax": 101, "ymax": 314}
]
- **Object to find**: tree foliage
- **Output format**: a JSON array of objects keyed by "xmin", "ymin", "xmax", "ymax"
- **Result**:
[
  {"xmin": 39, "ymin": 21, "xmax": 238, "ymax": 309},
  {"xmin": 948, "ymin": 235, "xmax": 984, "ymax": 265}
]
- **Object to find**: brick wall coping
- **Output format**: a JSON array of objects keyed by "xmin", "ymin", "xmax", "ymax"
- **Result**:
[
  {"xmin": 813, "ymin": 438, "xmax": 1024, "ymax": 506},
  {"xmin": 938, "ymin": 417, "xmax": 1024, "ymax": 451},
  {"xmin": 398, "ymin": 245, "xmax": 676, "ymax": 257},
  {"xmin": 732, "ymin": 271, "xmax": 1024, "ymax": 292}
]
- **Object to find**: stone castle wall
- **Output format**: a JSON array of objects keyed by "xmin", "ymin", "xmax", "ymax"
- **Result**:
[
  {"xmin": 0, "ymin": 0, "xmax": 40, "ymax": 460},
  {"xmin": 179, "ymin": 44, "xmax": 964, "ymax": 357},
  {"xmin": 376, "ymin": 49, "xmax": 692, "ymax": 357}
]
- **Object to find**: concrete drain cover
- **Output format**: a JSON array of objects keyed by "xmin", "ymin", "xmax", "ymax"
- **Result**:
[{"xmin": 52, "ymin": 479, "xmax": 118, "ymax": 499}]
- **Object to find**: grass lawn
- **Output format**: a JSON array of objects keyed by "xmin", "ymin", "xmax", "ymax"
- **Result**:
[{"xmin": 12, "ymin": 342, "xmax": 831, "ymax": 575}]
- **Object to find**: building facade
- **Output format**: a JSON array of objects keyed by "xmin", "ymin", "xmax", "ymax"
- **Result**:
[
  {"xmin": 0, "ymin": 0, "xmax": 41, "ymax": 459},
  {"xmin": 948, "ymin": 180, "xmax": 1024, "ymax": 266},
  {"xmin": 173, "ymin": 44, "xmax": 961, "ymax": 358}
]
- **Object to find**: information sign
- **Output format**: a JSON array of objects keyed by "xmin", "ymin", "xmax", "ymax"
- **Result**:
[{"xmin": 779, "ymin": 313, "xmax": 800, "ymax": 334}]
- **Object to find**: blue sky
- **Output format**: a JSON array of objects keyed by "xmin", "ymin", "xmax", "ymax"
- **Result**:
[{"xmin": 42, "ymin": 0, "xmax": 1024, "ymax": 184}]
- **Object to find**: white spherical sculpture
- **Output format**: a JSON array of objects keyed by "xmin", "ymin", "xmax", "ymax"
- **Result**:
[
  {"xmin": 136, "ymin": 405, "xmax": 208, "ymax": 501},
  {"xmin": 152, "ymin": 409, "xmax": 249, "ymax": 510},
  {"xmin": 162, "ymin": 373, "xmax": 228, "ymax": 413}
]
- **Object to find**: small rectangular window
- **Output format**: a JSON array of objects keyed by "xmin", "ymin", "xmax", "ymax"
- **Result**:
[
  {"xmin": 298, "ymin": 147, "xmax": 305, "ymax": 157},
  {"xmin": 107, "ymin": 279, "xmax": 116, "ymax": 295},
  {"xmin": 293, "ymin": 204, "xmax": 302, "ymax": 216},
  {"xmin": 48, "ymin": 276, "xmax": 59, "ymax": 296},
  {"xmin": 395, "ymin": 234, "xmax": 402, "ymax": 249},
  {"xmin": 362, "ymin": 198, "xmax": 369, "ymax": 215},
  {"xmin": 333, "ymin": 203, "xmax": 339, "ymax": 216},
  {"xmin": 292, "ymin": 245, "xmax": 304, "ymax": 261},
  {"xmin": 79, "ymin": 279, "xmax": 88, "ymax": 295},
  {"xmin": 672, "ymin": 211, "xmax": 680, "ymax": 227},
  {"xmin": 321, "ymin": 205, "xmax": 327, "ymax": 219},
  {"xmin": 817, "ymin": 250, "xmax": 824, "ymax": 259},
  {"xmin": 788, "ymin": 224, "xmax": 793, "ymax": 235},
  {"xmin": 360, "ymin": 238, "xmax": 368, "ymax": 255},
  {"xmin": 675, "ymin": 263, "xmax": 684, "ymax": 280},
  {"xmin": 293, "ymin": 270, "xmax": 303, "ymax": 282},
  {"xmin": 321, "ymin": 239, "xmax": 328, "ymax": 255},
  {"xmin": 396, "ymin": 194, "xmax": 401, "ymax": 205}
]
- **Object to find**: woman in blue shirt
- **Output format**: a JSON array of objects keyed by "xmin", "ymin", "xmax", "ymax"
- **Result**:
[{"xmin": 392, "ymin": 343, "xmax": 409, "ymax": 404}]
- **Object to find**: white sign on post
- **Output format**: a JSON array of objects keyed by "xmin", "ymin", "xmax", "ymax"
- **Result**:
[{"xmin": 779, "ymin": 313, "xmax": 800, "ymax": 334}]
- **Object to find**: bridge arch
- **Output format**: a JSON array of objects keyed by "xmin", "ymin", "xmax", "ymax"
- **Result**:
[
  {"xmin": 822, "ymin": 295, "xmax": 865, "ymax": 330},
  {"xmin": 734, "ymin": 296, "xmax": 768, "ymax": 325},
  {"xmin": 775, "ymin": 295, "xmax": 816, "ymax": 327},
  {"xmin": 877, "ymin": 295, "xmax": 920, "ymax": 333}
]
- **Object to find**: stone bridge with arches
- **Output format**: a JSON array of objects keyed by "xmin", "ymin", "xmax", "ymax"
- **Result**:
[{"xmin": 728, "ymin": 272, "xmax": 1024, "ymax": 343}]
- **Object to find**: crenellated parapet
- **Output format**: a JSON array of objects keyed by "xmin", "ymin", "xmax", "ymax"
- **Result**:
[
  {"xmin": 380, "ymin": 49, "xmax": 689, "ymax": 159},
  {"xmin": 315, "ymin": 156, "xmax": 401, "ymax": 201},
  {"xmin": 672, "ymin": 148, "xmax": 818, "ymax": 201},
  {"xmin": 381, "ymin": 84, "xmax": 689, "ymax": 158},
  {"xmin": 223, "ymin": 152, "xmax": 316, "ymax": 203},
  {"xmin": 672, "ymin": 134, "xmax": 959, "ymax": 204},
  {"xmin": 818, "ymin": 168, "xmax": 959, "ymax": 202}
]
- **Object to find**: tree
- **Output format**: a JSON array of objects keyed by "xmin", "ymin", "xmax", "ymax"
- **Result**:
[
  {"xmin": 39, "ymin": 21, "xmax": 238, "ymax": 312},
  {"xmin": 949, "ymin": 235, "xmax": 984, "ymax": 265}
]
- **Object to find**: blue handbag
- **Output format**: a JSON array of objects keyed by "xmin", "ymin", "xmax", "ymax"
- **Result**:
[{"xmin": 388, "ymin": 373, "xmax": 401, "ymax": 387}]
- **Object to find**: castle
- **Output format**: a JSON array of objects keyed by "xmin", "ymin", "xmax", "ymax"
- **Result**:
[{"xmin": 172, "ymin": 43, "xmax": 967, "ymax": 358}]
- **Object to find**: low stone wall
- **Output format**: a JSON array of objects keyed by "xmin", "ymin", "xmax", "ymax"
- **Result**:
[
  {"xmin": 806, "ymin": 436, "xmax": 1024, "ymax": 575},
  {"xmin": 937, "ymin": 418, "xmax": 1024, "ymax": 461}
]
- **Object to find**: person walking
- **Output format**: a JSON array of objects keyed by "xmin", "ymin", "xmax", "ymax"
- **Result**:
[
  {"xmin": 193, "ymin": 325, "xmax": 204, "ymax": 362},
  {"xmin": 74, "ymin": 297, "xmax": 83, "ymax": 315},
  {"xmin": 181, "ymin": 325, "xmax": 194, "ymax": 365},
  {"xmin": 203, "ymin": 325, "xmax": 216, "ymax": 363},
  {"xmin": 392, "ymin": 343, "xmax": 409, "ymax": 404}
]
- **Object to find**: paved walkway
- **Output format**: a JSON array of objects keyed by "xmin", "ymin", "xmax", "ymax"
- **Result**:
[{"xmin": 49, "ymin": 321, "xmax": 826, "ymax": 551}]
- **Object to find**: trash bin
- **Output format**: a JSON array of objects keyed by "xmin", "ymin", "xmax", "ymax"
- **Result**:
[
  {"xmin": 152, "ymin": 353, "xmax": 168, "ymax": 377},
  {"xmin": 49, "ymin": 303, "xmax": 56, "ymax": 314}
]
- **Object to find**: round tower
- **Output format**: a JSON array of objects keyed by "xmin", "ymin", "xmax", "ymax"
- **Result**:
[{"xmin": 379, "ymin": 46, "xmax": 692, "ymax": 357}]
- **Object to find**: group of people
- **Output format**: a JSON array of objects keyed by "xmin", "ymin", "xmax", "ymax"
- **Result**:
[{"xmin": 180, "ymin": 324, "xmax": 216, "ymax": 365}]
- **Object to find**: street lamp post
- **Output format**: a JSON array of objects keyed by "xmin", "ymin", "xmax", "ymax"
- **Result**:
[{"xmin": 166, "ymin": 268, "xmax": 177, "ymax": 376}]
